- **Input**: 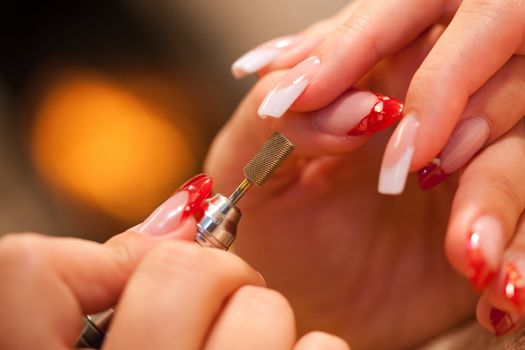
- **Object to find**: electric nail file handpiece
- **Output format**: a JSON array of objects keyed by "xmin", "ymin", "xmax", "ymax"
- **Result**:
[{"xmin": 76, "ymin": 132, "xmax": 294, "ymax": 348}]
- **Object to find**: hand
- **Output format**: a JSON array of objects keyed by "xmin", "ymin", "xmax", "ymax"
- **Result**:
[
  {"xmin": 206, "ymin": 60, "xmax": 525, "ymax": 347},
  {"xmin": 0, "ymin": 176, "xmax": 349, "ymax": 350},
  {"xmin": 231, "ymin": 0, "xmax": 525, "ymax": 194}
]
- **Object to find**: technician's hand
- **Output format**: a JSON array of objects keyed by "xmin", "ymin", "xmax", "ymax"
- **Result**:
[{"xmin": 0, "ymin": 177, "xmax": 349, "ymax": 350}]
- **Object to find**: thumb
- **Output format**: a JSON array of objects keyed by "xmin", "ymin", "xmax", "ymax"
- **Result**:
[{"xmin": 0, "ymin": 175, "xmax": 210, "ymax": 349}]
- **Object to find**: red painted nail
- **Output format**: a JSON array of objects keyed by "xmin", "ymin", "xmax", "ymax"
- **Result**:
[
  {"xmin": 490, "ymin": 308, "xmax": 516, "ymax": 336},
  {"xmin": 347, "ymin": 94, "xmax": 403, "ymax": 136},
  {"xmin": 466, "ymin": 232, "xmax": 495, "ymax": 290},
  {"xmin": 417, "ymin": 159, "xmax": 450, "ymax": 190},
  {"xmin": 504, "ymin": 263, "xmax": 525, "ymax": 312},
  {"xmin": 179, "ymin": 174, "xmax": 213, "ymax": 220}
]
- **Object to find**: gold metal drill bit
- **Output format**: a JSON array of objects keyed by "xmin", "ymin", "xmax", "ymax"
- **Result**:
[{"xmin": 229, "ymin": 132, "xmax": 294, "ymax": 204}]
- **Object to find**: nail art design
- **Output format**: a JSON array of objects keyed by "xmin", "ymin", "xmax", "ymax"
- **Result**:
[
  {"xmin": 504, "ymin": 263, "xmax": 525, "ymax": 311},
  {"xmin": 179, "ymin": 173, "xmax": 213, "ymax": 221},
  {"xmin": 258, "ymin": 56, "xmax": 320, "ymax": 118},
  {"xmin": 347, "ymin": 94, "xmax": 404, "ymax": 136},
  {"xmin": 378, "ymin": 113, "xmax": 419, "ymax": 195},
  {"xmin": 417, "ymin": 116, "xmax": 490, "ymax": 190},
  {"xmin": 490, "ymin": 308, "xmax": 516, "ymax": 336},
  {"xmin": 466, "ymin": 232, "xmax": 494, "ymax": 290},
  {"xmin": 231, "ymin": 36, "xmax": 295, "ymax": 79},
  {"xmin": 137, "ymin": 174, "xmax": 213, "ymax": 235},
  {"xmin": 466, "ymin": 216, "xmax": 504, "ymax": 290}
]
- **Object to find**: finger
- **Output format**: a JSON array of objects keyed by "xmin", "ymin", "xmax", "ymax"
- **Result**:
[
  {"xmin": 380, "ymin": 0, "xmax": 525, "ymax": 194},
  {"xmin": 206, "ymin": 70, "xmax": 403, "ymax": 202},
  {"xmin": 203, "ymin": 286, "xmax": 295, "ymax": 350},
  {"xmin": 294, "ymin": 331, "xmax": 351, "ymax": 350},
  {"xmin": 231, "ymin": 2, "xmax": 359, "ymax": 79},
  {"xmin": 256, "ymin": 0, "xmax": 456, "ymax": 118},
  {"xmin": 209, "ymin": 26, "xmax": 449, "ymax": 203},
  {"xmin": 0, "ymin": 220, "xmax": 195, "ymax": 349},
  {"xmin": 0, "ymin": 178, "xmax": 210, "ymax": 349},
  {"xmin": 104, "ymin": 241, "xmax": 265, "ymax": 350},
  {"xmin": 417, "ymin": 55, "xmax": 525, "ymax": 190},
  {"xmin": 476, "ymin": 212, "xmax": 525, "ymax": 337},
  {"xmin": 444, "ymin": 121, "xmax": 525, "ymax": 292}
]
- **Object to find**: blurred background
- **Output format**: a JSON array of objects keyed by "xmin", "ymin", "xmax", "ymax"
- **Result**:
[{"xmin": 0, "ymin": 0, "xmax": 347, "ymax": 241}]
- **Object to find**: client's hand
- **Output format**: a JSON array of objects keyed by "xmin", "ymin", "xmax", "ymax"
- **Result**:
[
  {"xmin": 206, "ymin": 67, "xmax": 525, "ymax": 348},
  {"xmin": 0, "ymin": 177, "xmax": 348, "ymax": 350}
]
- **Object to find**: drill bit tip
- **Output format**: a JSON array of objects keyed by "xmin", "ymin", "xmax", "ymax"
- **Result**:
[{"xmin": 243, "ymin": 132, "xmax": 294, "ymax": 186}]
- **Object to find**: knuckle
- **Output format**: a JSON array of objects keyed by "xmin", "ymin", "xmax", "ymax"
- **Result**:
[
  {"xmin": 298, "ymin": 331, "xmax": 350, "ymax": 349},
  {"xmin": 484, "ymin": 172, "xmax": 524, "ymax": 214},
  {"xmin": 463, "ymin": 0, "xmax": 521, "ymax": 20},
  {"xmin": 142, "ymin": 241, "xmax": 240, "ymax": 287},
  {"xmin": 235, "ymin": 286, "xmax": 294, "ymax": 316}
]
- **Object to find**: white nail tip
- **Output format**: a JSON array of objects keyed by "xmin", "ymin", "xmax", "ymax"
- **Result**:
[
  {"xmin": 378, "ymin": 146, "xmax": 415, "ymax": 195},
  {"xmin": 231, "ymin": 49, "xmax": 281, "ymax": 79},
  {"xmin": 257, "ymin": 80, "xmax": 309, "ymax": 118}
]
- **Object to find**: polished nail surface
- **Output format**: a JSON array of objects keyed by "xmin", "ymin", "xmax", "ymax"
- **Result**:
[
  {"xmin": 258, "ymin": 56, "xmax": 320, "ymax": 118},
  {"xmin": 466, "ymin": 216, "xmax": 504, "ymax": 290},
  {"xmin": 231, "ymin": 36, "xmax": 295, "ymax": 79},
  {"xmin": 348, "ymin": 94, "xmax": 403, "ymax": 136},
  {"xmin": 504, "ymin": 263, "xmax": 525, "ymax": 311},
  {"xmin": 378, "ymin": 113, "xmax": 419, "ymax": 195},
  {"xmin": 137, "ymin": 191, "xmax": 190, "ymax": 236},
  {"xmin": 313, "ymin": 90, "xmax": 403, "ymax": 136},
  {"xmin": 179, "ymin": 173, "xmax": 213, "ymax": 220},
  {"xmin": 137, "ymin": 174, "xmax": 213, "ymax": 235},
  {"xmin": 418, "ymin": 116, "xmax": 490, "ymax": 190},
  {"xmin": 490, "ymin": 308, "xmax": 516, "ymax": 336}
]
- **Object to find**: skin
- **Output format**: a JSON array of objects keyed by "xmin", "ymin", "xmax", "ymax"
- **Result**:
[
  {"xmin": 262, "ymin": 0, "xmax": 525, "ymax": 170},
  {"xmin": 206, "ymin": 53, "xmax": 525, "ymax": 349},
  {"xmin": 0, "ymin": 219, "xmax": 349, "ymax": 349}
]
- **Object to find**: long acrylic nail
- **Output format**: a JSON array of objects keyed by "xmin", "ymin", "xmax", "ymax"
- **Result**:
[
  {"xmin": 490, "ymin": 307, "xmax": 517, "ymax": 336},
  {"xmin": 178, "ymin": 173, "xmax": 213, "ymax": 221},
  {"xmin": 258, "ymin": 56, "xmax": 320, "ymax": 118},
  {"xmin": 137, "ymin": 174, "xmax": 213, "ymax": 236},
  {"xmin": 136, "ymin": 191, "xmax": 190, "ymax": 236},
  {"xmin": 312, "ymin": 90, "xmax": 403, "ymax": 136},
  {"xmin": 418, "ymin": 116, "xmax": 490, "ymax": 190},
  {"xmin": 231, "ymin": 36, "xmax": 295, "ymax": 79},
  {"xmin": 378, "ymin": 113, "xmax": 419, "ymax": 195},
  {"xmin": 503, "ymin": 262, "xmax": 525, "ymax": 312},
  {"xmin": 466, "ymin": 216, "xmax": 504, "ymax": 290}
]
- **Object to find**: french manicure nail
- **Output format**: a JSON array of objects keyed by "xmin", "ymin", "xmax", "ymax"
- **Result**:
[
  {"xmin": 418, "ymin": 116, "xmax": 490, "ymax": 190},
  {"xmin": 137, "ymin": 174, "xmax": 213, "ymax": 236},
  {"xmin": 231, "ymin": 36, "xmax": 295, "ymax": 79},
  {"xmin": 466, "ymin": 216, "xmax": 504, "ymax": 290},
  {"xmin": 312, "ymin": 90, "xmax": 403, "ymax": 136},
  {"xmin": 258, "ymin": 56, "xmax": 320, "ymax": 118},
  {"xmin": 490, "ymin": 307, "xmax": 517, "ymax": 336},
  {"xmin": 503, "ymin": 262, "xmax": 525, "ymax": 312},
  {"xmin": 378, "ymin": 113, "xmax": 419, "ymax": 195}
]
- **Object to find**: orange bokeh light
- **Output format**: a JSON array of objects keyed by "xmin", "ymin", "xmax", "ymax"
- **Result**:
[{"xmin": 31, "ymin": 70, "xmax": 196, "ymax": 223}]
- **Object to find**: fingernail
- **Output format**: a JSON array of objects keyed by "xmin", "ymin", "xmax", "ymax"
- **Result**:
[
  {"xmin": 178, "ymin": 173, "xmax": 213, "ymax": 221},
  {"xmin": 231, "ymin": 36, "xmax": 295, "ymax": 79},
  {"xmin": 466, "ymin": 216, "xmax": 504, "ymax": 290},
  {"xmin": 490, "ymin": 307, "xmax": 517, "ymax": 336},
  {"xmin": 258, "ymin": 56, "xmax": 320, "ymax": 118},
  {"xmin": 137, "ymin": 174, "xmax": 213, "ymax": 236},
  {"xmin": 378, "ymin": 113, "xmax": 419, "ymax": 195},
  {"xmin": 503, "ymin": 262, "xmax": 525, "ymax": 312},
  {"xmin": 312, "ymin": 90, "xmax": 403, "ymax": 136},
  {"xmin": 418, "ymin": 116, "xmax": 490, "ymax": 190}
]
